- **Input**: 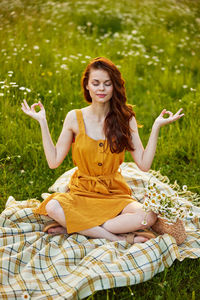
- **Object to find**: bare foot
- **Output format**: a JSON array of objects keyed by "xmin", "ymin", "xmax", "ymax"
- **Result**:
[
  {"xmin": 117, "ymin": 234, "xmax": 149, "ymax": 244},
  {"xmin": 47, "ymin": 226, "xmax": 67, "ymax": 235},
  {"xmin": 134, "ymin": 236, "xmax": 149, "ymax": 243}
]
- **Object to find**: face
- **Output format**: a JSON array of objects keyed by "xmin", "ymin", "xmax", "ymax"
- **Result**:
[{"xmin": 86, "ymin": 68, "xmax": 113, "ymax": 103}]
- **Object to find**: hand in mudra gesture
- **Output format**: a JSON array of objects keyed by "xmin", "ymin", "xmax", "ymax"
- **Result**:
[
  {"xmin": 155, "ymin": 108, "xmax": 184, "ymax": 128},
  {"xmin": 21, "ymin": 100, "xmax": 46, "ymax": 122}
]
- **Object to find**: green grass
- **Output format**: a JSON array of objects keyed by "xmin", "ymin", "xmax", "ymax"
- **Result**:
[{"xmin": 0, "ymin": 0, "xmax": 200, "ymax": 299}]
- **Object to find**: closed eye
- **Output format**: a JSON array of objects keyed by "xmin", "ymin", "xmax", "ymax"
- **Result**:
[{"xmin": 92, "ymin": 83, "xmax": 112, "ymax": 86}]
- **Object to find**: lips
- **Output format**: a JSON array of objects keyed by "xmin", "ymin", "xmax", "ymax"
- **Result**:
[{"xmin": 97, "ymin": 94, "xmax": 106, "ymax": 98}]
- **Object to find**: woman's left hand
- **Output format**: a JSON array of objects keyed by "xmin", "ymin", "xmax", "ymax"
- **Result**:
[{"xmin": 154, "ymin": 108, "xmax": 184, "ymax": 128}]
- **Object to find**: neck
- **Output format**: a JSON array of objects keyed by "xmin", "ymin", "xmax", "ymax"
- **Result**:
[{"xmin": 89, "ymin": 102, "xmax": 110, "ymax": 122}]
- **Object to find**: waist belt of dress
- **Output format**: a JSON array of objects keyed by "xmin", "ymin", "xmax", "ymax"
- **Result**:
[
  {"xmin": 77, "ymin": 170, "xmax": 118, "ymax": 181},
  {"xmin": 76, "ymin": 170, "xmax": 118, "ymax": 193}
]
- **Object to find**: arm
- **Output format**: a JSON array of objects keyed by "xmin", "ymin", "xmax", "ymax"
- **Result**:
[
  {"xmin": 21, "ymin": 100, "xmax": 74, "ymax": 169},
  {"xmin": 129, "ymin": 108, "xmax": 184, "ymax": 172}
]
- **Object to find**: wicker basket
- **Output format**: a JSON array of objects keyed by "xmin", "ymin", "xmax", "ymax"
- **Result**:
[{"xmin": 152, "ymin": 218, "xmax": 187, "ymax": 245}]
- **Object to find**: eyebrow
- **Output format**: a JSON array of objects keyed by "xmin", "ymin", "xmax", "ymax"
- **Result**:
[{"xmin": 92, "ymin": 79, "xmax": 111, "ymax": 82}]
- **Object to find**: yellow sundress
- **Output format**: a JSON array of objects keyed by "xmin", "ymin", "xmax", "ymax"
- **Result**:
[{"xmin": 34, "ymin": 109, "xmax": 136, "ymax": 234}]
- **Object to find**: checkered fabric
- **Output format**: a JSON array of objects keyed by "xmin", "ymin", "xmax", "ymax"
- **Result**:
[{"xmin": 0, "ymin": 163, "xmax": 200, "ymax": 299}]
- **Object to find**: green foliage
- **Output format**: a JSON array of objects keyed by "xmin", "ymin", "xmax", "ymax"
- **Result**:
[{"xmin": 0, "ymin": 0, "xmax": 200, "ymax": 299}]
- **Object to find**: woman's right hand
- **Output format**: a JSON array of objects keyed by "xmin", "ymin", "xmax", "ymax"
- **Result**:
[{"xmin": 21, "ymin": 100, "xmax": 46, "ymax": 123}]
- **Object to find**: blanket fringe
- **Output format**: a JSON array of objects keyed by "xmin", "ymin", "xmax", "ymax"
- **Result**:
[{"xmin": 149, "ymin": 169, "xmax": 200, "ymax": 207}]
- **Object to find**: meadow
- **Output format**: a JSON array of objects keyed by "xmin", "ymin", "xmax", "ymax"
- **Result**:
[{"xmin": 0, "ymin": 0, "xmax": 200, "ymax": 298}]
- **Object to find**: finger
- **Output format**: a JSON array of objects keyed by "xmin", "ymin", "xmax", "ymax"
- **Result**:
[
  {"xmin": 21, "ymin": 102, "xmax": 27, "ymax": 111},
  {"xmin": 31, "ymin": 103, "xmax": 39, "ymax": 111},
  {"xmin": 21, "ymin": 103, "xmax": 26, "ymax": 112},
  {"xmin": 171, "ymin": 113, "xmax": 184, "ymax": 122},
  {"xmin": 23, "ymin": 99, "xmax": 30, "ymax": 110},
  {"xmin": 165, "ymin": 111, "xmax": 173, "ymax": 118},
  {"xmin": 174, "ymin": 108, "xmax": 183, "ymax": 116},
  {"xmin": 174, "ymin": 113, "xmax": 184, "ymax": 119},
  {"xmin": 21, "ymin": 103, "xmax": 29, "ymax": 114},
  {"xmin": 38, "ymin": 101, "xmax": 44, "ymax": 109},
  {"xmin": 160, "ymin": 109, "xmax": 167, "ymax": 116}
]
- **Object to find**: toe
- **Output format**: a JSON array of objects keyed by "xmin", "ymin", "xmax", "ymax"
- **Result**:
[{"xmin": 134, "ymin": 236, "xmax": 149, "ymax": 243}]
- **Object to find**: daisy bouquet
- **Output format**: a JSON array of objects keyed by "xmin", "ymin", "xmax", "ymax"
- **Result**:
[{"xmin": 142, "ymin": 182, "xmax": 194, "ymax": 225}]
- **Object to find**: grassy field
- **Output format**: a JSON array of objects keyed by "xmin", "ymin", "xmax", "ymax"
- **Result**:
[{"xmin": 0, "ymin": 0, "xmax": 200, "ymax": 298}]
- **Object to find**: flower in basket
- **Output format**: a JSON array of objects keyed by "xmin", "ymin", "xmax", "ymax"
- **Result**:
[{"xmin": 142, "ymin": 182, "xmax": 195, "ymax": 225}]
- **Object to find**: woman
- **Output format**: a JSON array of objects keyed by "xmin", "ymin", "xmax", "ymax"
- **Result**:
[{"xmin": 21, "ymin": 57, "xmax": 184, "ymax": 244}]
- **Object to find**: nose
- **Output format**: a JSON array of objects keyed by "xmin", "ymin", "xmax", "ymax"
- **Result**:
[{"xmin": 99, "ymin": 83, "xmax": 105, "ymax": 91}]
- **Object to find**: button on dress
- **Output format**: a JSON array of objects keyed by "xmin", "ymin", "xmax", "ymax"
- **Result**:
[{"xmin": 34, "ymin": 109, "xmax": 136, "ymax": 234}]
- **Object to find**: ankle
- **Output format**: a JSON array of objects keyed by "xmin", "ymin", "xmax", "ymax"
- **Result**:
[{"xmin": 78, "ymin": 226, "xmax": 120, "ymax": 242}]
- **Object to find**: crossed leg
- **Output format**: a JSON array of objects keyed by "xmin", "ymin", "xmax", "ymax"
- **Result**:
[
  {"xmin": 101, "ymin": 201, "xmax": 157, "ymax": 233},
  {"xmin": 44, "ymin": 199, "xmax": 157, "ymax": 243}
]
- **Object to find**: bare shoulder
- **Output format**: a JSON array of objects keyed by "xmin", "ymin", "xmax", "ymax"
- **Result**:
[
  {"xmin": 62, "ymin": 109, "xmax": 76, "ymax": 129},
  {"xmin": 129, "ymin": 115, "xmax": 138, "ymax": 130},
  {"xmin": 63, "ymin": 109, "xmax": 80, "ymax": 134}
]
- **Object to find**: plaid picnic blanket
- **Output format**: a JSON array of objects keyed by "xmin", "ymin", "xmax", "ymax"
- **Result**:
[{"xmin": 0, "ymin": 162, "xmax": 200, "ymax": 300}]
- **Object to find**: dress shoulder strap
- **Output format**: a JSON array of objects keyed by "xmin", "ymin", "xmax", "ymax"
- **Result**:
[{"xmin": 75, "ymin": 109, "xmax": 85, "ymax": 134}]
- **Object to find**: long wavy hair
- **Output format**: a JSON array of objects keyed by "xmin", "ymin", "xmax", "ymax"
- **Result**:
[{"xmin": 81, "ymin": 57, "xmax": 136, "ymax": 153}]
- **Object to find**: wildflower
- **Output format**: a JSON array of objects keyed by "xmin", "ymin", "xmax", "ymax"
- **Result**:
[
  {"xmin": 60, "ymin": 64, "xmax": 68, "ymax": 70},
  {"xmin": 20, "ymin": 170, "xmax": 25, "ymax": 173},
  {"xmin": 161, "ymin": 192, "xmax": 167, "ymax": 198},
  {"xmin": 148, "ymin": 184, "xmax": 154, "ymax": 190},
  {"xmin": 19, "ymin": 87, "xmax": 26, "ymax": 90},
  {"xmin": 0, "ymin": 93, "xmax": 4, "ymax": 96},
  {"xmin": 190, "ymin": 88, "xmax": 196, "ymax": 92},
  {"xmin": 182, "ymin": 85, "xmax": 188, "ymax": 89},
  {"xmin": 131, "ymin": 30, "xmax": 137, "ymax": 34},
  {"xmin": 187, "ymin": 211, "xmax": 195, "ymax": 218},
  {"xmin": 143, "ymin": 181, "xmax": 194, "ymax": 223},
  {"xmin": 113, "ymin": 32, "xmax": 120, "ymax": 38},
  {"xmin": 141, "ymin": 219, "xmax": 147, "ymax": 225},
  {"xmin": 182, "ymin": 185, "xmax": 187, "ymax": 191},
  {"xmin": 33, "ymin": 45, "xmax": 39, "ymax": 50}
]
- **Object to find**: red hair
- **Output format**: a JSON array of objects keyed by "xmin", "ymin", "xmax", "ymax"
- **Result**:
[{"xmin": 81, "ymin": 57, "xmax": 135, "ymax": 153}]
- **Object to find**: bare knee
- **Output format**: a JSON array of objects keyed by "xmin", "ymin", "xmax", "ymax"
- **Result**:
[
  {"xmin": 145, "ymin": 211, "xmax": 157, "ymax": 228},
  {"xmin": 45, "ymin": 199, "xmax": 60, "ymax": 218}
]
